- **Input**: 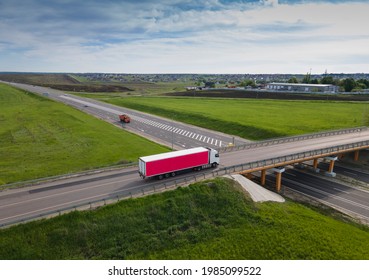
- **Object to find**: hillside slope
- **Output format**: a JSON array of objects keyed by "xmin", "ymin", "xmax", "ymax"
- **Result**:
[{"xmin": 1, "ymin": 178, "xmax": 368, "ymax": 259}]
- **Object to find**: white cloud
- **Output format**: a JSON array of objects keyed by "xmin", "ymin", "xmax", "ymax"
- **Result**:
[
  {"xmin": 262, "ymin": 0, "xmax": 279, "ymax": 7},
  {"xmin": 0, "ymin": 0, "xmax": 368, "ymax": 73}
]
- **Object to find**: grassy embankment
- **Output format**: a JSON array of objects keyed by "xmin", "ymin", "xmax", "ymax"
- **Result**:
[
  {"xmin": 0, "ymin": 83, "xmax": 169, "ymax": 185},
  {"xmin": 0, "ymin": 177, "xmax": 368, "ymax": 259},
  {"xmin": 87, "ymin": 96, "xmax": 369, "ymax": 140}
]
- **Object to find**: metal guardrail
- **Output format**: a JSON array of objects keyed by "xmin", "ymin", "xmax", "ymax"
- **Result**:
[
  {"xmin": 0, "ymin": 170, "xmax": 219, "ymax": 228},
  {"xmin": 219, "ymin": 127, "xmax": 367, "ymax": 153},
  {"xmin": 219, "ymin": 140, "xmax": 369, "ymax": 175},
  {"xmin": 0, "ymin": 162, "xmax": 138, "ymax": 190}
]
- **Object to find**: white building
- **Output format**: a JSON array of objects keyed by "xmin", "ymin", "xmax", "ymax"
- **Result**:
[{"xmin": 266, "ymin": 83, "xmax": 339, "ymax": 93}]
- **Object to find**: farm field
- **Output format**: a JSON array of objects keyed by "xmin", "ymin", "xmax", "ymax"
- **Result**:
[
  {"xmin": 87, "ymin": 96, "xmax": 369, "ymax": 140},
  {"xmin": 0, "ymin": 73, "xmax": 187, "ymax": 95},
  {"xmin": 0, "ymin": 177, "xmax": 368, "ymax": 260},
  {"xmin": 0, "ymin": 83, "xmax": 169, "ymax": 185}
]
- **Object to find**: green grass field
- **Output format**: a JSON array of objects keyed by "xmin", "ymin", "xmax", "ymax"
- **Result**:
[
  {"xmin": 0, "ymin": 177, "xmax": 368, "ymax": 260},
  {"xmin": 90, "ymin": 96, "xmax": 369, "ymax": 140},
  {"xmin": 0, "ymin": 84, "xmax": 169, "ymax": 185}
]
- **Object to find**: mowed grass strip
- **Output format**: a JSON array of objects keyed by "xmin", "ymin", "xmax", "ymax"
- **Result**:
[
  {"xmin": 0, "ymin": 177, "xmax": 368, "ymax": 260},
  {"xmin": 97, "ymin": 96, "xmax": 369, "ymax": 140},
  {"xmin": 0, "ymin": 84, "xmax": 169, "ymax": 185}
]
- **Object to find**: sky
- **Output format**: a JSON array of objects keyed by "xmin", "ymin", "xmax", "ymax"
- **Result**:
[{"xmin": 0, "ymin": 0, "xmax": 368, "ymax": 74}]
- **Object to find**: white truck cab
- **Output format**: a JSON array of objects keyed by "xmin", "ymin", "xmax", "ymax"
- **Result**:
[{"xmin": 208, "ymin": 148, "xmax": 220, "ymax": 167}]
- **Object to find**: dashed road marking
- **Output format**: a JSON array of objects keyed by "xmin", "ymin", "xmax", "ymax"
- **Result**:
[{"xmin": 132, "ymin": 116, "xmax": 225, "ymax": 147}]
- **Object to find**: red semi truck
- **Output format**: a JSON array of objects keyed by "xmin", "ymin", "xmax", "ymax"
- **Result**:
[{"xmin": 138, "ymin": 147, "xmax": 220, "ymax": 179}]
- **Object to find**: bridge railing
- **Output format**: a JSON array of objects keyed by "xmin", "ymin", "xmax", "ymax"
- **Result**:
[
  {"xmin": 2, "ymin": 139, "xmax": 369, "ymax": 229},
  {"xmin": 0, "ymin": 162, "xmax": 137, "ymax": 190},
  {"xmin": 218, "ymin": 139, "xmax": 369, "ymax": 175},
  {"xmin": 0, "ymin": 169, "xmax": 217, "ymax": 228},
  {"xmin": 219, "ymin": 127, "xmax": 367, "ymax": 153}
]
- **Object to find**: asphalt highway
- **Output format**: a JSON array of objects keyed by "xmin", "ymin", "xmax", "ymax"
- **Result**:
[
  {"xmin": 318, "ymin": 162, "xmax": 369, "ymax": 183},
  {"xmin": 3, "ymin": 82, "xmax": 249, "ymax": 150},
  {"xmin": 275, "ymin": 169, "xmax": 369, "ymax": 221},
  {"xmin": 2, "ymin": 81, "xmax": 369, "ymax": 226},
  {"xmin": 2, "ymin": 128, "xmax": 369, "ymax": 226},
  {"xmin": 0, "ymin": 166, "xmax": 205, "ymax": 226}
]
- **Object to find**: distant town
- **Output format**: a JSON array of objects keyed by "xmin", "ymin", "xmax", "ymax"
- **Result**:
[
  {"xmin": 1, "ymin": 72, "xmax": 369, "ymax": 93},
  {"xmin": 76, "ymin": 72, "xmax": 369, "ymax": 93},
  {"xmin": 75, "ymin": 72, "xmax": 369, "ymax": 83}
]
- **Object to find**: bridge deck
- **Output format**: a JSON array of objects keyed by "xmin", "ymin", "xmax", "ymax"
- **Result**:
[{"xmin": 220, "ymin": 129, "xmax": 369, "ymax": 169}]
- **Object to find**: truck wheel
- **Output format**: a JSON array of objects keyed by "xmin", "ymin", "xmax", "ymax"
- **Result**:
[
  {"xmin": 211, "ymin": 163, "xmax": 218, "ymax": 168},
  {"xmin": 158, "ymin": 175, "xmax": 164, "ymax": 180},
  {"xmin": 171, "ymin": 172, "xmax": 176, "ymax": 177},
  {"xmin": 165, "ymin": 173, "xmax": 170, "ymax": 178}
]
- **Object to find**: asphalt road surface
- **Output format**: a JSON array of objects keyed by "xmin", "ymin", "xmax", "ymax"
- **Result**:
[
  {"xmin": 318, "ymin": 162, "xmax": 369, "ymax": 183},
  {"xmin": 274, "ymin": 169, "xmax": 369, "ymax": 221},
  {"xmin": 3, "ymin": 82, "xmax": 249, "ymax": 150}
]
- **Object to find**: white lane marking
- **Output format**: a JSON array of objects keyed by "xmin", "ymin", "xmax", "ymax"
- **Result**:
[
  {"xmin": 288, "ymin": 188, "xmax": 369, "ymax": 221},
  {"xmin": 283, "ymin": 178, "xmax": 369, "ymax": 211},
  {"xmin": 211, "ymin": 139, "xmax": 214, "ymax": 145},
  {"xmin": 207, "ymin": 137, "xmax": 210, "ymax": 143},
  {"xmin": 0, "ymin": 177, "xmax": 133, "ymax": 210},
  {"xmin": 333, "ymin": 187, "xmax": 350, "ymax": 194},
  {"xmin": 196, "ymin": 135, "xmax": 200, "ymax": 140},
  {"xmin": 343, "ymin": 171, "xmax": 357, "ymax": 176},
  {"xmin": 60, "ymin": 96, "xmax": 226, "ymax": 147},
  {"xmin": 0, "ymin": 182, "xmax": 143, "ymax": 223}
]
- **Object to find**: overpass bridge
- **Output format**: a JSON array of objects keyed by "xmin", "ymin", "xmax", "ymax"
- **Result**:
[
  {"xmin": 2, "ymin": 127, "xmax": 369, "ymax": 227},
  {"xmin": 219, "ymin": 127, "xmax": 369, "ymax": 192}
]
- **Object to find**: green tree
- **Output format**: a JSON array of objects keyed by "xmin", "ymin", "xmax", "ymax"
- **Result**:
[
  {"xmin": 288, "ymin": 77, "xmax": 298, "ymax": 83},
  {"xmin": 321, "ymin": 76, "xmax": 334, "ymax": 84},
  {"xmin": 357, "ymin": 79, "xmax": 369, "ymax": 89},
  {"xmin": 240, "ymin": 79, "xmax": 256, "ymax": 88},
  {"xmin": 302, "ymin": 72, "xmax": 311, "ymax": 84},
  {"xmin": 311, "ymin": 78, "xmax": 319, "ymax": 84},
  {"xmin": 341, "ymin": 78, "xmax": 357, "ymax": 92}
]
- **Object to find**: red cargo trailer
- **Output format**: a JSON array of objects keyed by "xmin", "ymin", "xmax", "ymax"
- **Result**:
[{"xmin": 138, "ymin": 147, "xmax": 219, "ymax": 179}]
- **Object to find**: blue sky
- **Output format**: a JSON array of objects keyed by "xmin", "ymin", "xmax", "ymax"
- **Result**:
[{"xmin": 0, "ymin": 0, "xmax": 368, "ymax": 73}]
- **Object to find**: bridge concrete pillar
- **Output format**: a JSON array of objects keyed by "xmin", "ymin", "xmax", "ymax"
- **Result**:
[
  {"xmin": 272, "ymin": 167, "xmax": 285, "ymax": 193},
  {"xmin": 354, "ymin": 150, "xmax": 360, "ymax": 161},
  {"xmin": 312, "ymin": 158, "xmax": 320, "ymax": 173},
  {"xmin": 324, "ymin": 156, "xmax": 337, "ymax": 177},
  {"xmin": 246, "ymin": 173, "xmax": 254, "ymax": 180},
  {"xmin": 275, "ymin": 172, "xmax": 282, "ymax": 193},
  {"xmin": 261, "ymin": 170, "xmax": 266, "ymax": 186}
]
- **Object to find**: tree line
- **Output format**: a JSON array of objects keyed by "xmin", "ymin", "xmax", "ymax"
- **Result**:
[{"xmin": 288, "ymin": 74, "xmax": 369, "ymax": 92}]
